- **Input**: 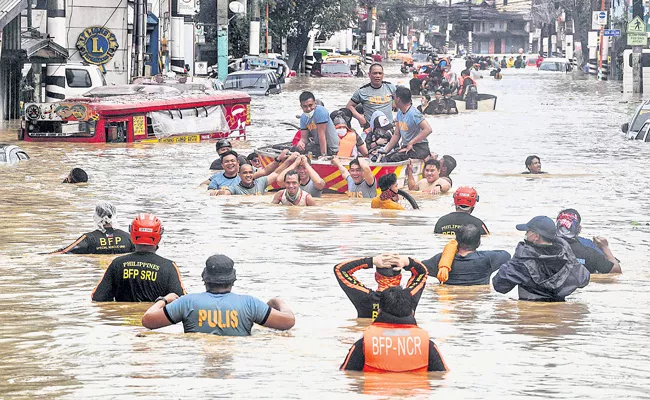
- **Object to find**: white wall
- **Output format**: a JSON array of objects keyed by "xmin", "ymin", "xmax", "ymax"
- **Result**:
[{"xmin": 66, "ymin": 0, "xmax": 130, "ymax": 84}]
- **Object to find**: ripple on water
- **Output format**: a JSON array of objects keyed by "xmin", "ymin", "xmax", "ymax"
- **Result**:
[{"xmin": 1, "ymin": 63, "xmax": 650, "ymax": 398}]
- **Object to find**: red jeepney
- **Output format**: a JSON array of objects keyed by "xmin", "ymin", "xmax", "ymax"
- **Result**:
[{"xmin": 19, "ymin": 85, "xmax": 251, "ymax": 144}]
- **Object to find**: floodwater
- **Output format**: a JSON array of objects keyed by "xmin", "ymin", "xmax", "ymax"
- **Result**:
[{"xmin": 2, "ymin": 63, "xmax": 650, "ymax": 399}]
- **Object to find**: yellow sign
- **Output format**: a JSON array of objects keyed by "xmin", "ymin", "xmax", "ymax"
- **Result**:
[
  {"xmin": 155, "ymin": 135, "xmax": 201, "ymax": 143},
  {"xmin": 76, "ymin": 26, "xmax": 119, "ymax": 72},
  {"xmin": 132, "ymin": 115, "xmax": 145, "ymax": 136},
  {"xmin": 628, "ymin": 16, "xmax": 645, "ymax": 33}
]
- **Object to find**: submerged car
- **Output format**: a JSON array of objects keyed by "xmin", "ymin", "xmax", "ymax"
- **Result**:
[
  {"xmin": 538, "ymin": 58, "xmax": 572, "ymax": 73},
  {"xmin": 223, "ymin": 70, "xmax": 282, "ymax": 96},
  {"xmin": 0, "ymin": 144, "xmax": 29, "ymax": 165},
  {"xmin": 621, "ymin": 99, "xmax": 650, "ymax": 141}
]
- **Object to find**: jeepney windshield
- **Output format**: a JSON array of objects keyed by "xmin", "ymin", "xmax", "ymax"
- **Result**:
[{"xmin": 224, "ymin": 74, "xmax": 267, "ymax": 89}]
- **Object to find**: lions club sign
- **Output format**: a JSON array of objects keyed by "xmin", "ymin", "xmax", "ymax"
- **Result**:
[{"xmin": 76, "ymin": 27, "xmax": 119, "ymax": 72}]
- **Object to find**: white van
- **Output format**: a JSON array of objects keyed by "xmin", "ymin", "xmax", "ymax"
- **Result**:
[{"xmin": 23, "ymin": 63, "xmax": 106, "ymax": 100}]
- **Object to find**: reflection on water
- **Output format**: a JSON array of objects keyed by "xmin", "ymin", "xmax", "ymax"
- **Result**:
[{"xmin": 1, "ymin": 63, "xmax": 650, "ymax": 398}]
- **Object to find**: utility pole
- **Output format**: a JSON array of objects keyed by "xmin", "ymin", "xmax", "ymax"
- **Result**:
[
  {"xmin": 136, "ymin": 0, "xmax": 145, "ymax": 77},
  {"xmin": 468, "ymin": 0, "xmax": 472, "ymax": 54},
  {"xmin": 45, "ymin": 0, "xmax": 65, "ymax": 102},
  {"xmin": 250, "ymin": 0, "xmax": 260, "ymax": 55},
  {"xmin": 217, "ymin": 0, "xmax": 229, "ymax": 80},
  {"xmin": 632, "ymin": 0, "xmax": 643, "ymax": 93}
]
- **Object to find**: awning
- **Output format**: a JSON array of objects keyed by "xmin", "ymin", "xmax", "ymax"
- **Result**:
[
  {"xmin": 0, "ymin": 0, "xmax": 27, "ymax": 31},
  {"xmin": 147, "ymin": 12, "xmax": 158, "ymax": 25},
  {"xmin": 21, "ymin": 36, "xmax": 69, "ymax": 63}
]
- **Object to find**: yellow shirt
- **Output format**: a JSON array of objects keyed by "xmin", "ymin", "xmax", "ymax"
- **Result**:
[{"xmin": 371, "ymin": 196, "xmax": 405, "ymax": 210}]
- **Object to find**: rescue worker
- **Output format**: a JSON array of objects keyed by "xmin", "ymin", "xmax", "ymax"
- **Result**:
[
  {"xmin": 295, "ymin": 91, "xmax": 339, "ymax": 157},
  {"xmin": 492, "ymin": 216, "xmax": 590, "ymax": 302},
  {"xmin": 53, "ymin": 201, "xmax": 133, "ymax": 254},
  {"xmin": 383, "ymin": 86, "xmax": 432, "ymax": 162},
  {"xmin": 434, "ymin": 186, "xmax": 489, "ymax": 235},
  {"xmin": 457, "ymin": 70, "xmax": 477, "ymax": 96},
  {"xmin": 271, "ymin": 170, "xmax": 317, "ymax": 206},
  {"xmin": 210, "ymin": 139, "xmax": 247, "ymax": 170},
  {"xmin": 424, "ymin": 90, "xmax": 446, "ymax": 115},
  {"xmin": 424, "ymin": 224, "xmax": 511, "ymax": 285},
  {"xmin": 331, "ymin": 156, "xmax": 377, "ymax": 198},
  {"xmin": 62, "ymin": 167, "xmax": 88, "ymax": 184},
  {"xmin": 333, "ymin": 115, "xmax": 369, "ymax": 158},
  {"xmin": 555, "ymin": 209, "xmax": 622, "ymax": 273},
  {"xmin": 347, "ymin": 63, "xmax": 397, "ymax": 127},
  {"xmin": 276, "ymin": 155, "xmax": 325, "ymax": 198},
  {"xmin": 371, "ymin": 173, "xmax": 404, "ymax": 210},
  {"xmin": 334, "ymin": 253, "xmax": 429, "ymax": 319},
  {"xmin": 91, "ymin": 213, "xmax": 186, "ymax": 302},
  {"xmin": 141, "ymin": 254, "xmax": 295, "ymax": 336},
  {"xmin": 339, "ymin": 286, "xmax": 448, "ymax": 372},
  {"xmin": 407, "ymin": 159, "xmax": 451, "ymax": 195}
]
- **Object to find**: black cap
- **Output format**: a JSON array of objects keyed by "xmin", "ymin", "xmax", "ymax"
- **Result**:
[
  {"xmin": 516, "ymin": 216, "xmax": 556, "ymax": 240},
  {"xmin": 202, "ymin": 254, "xmax": 237, "ymax": 284},
  {"xmin": 216, "ymin": 139, "xmax": 232, "ymax": 151}
]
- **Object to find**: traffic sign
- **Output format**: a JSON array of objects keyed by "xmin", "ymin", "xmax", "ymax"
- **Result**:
[
  {"xmin": 604, "ymin": 29, "xmax": 621, "ymax": 37},
  {"xmin": 592, "ymin": 11, "xmax": 607, "ymax": 29},
  {"xmin": 628, "ymin": 16, "xmax": 645, "ymax": 33}
]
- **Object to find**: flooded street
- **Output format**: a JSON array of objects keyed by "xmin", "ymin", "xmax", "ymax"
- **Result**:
[{"xmin": 1, "ymin": 63, "xmax": 650, "ymax": 399}]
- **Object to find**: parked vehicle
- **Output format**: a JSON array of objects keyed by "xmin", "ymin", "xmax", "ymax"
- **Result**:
[
  {"xmin": 0, "ymin": 144, "xmax": 29, "ymax": 165},
  {"xmin": 621, "ymin": 99, "xmax": 650, "ymax": 141},
  {"xmin": 223, "ymin": 70, "xmax": 282, "ymax": 96},
  {"xmin": 20, "ymin": 85, "xmax": 251, "ymax": 143},
  {"xmin": 49, "ymin": 63, "xmax": 106, "ymax": 99}
]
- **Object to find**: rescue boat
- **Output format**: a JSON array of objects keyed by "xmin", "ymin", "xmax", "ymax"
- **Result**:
[{"xmin": 255, "ymin": 143, "xmax": 424, "ymax": 194}]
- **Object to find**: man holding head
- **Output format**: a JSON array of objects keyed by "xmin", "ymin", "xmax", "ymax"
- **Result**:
[
  {"xmin": 142, "ymin": 254, "xmax": 295, "ymax": 336},
  {"xmin": 271, "ymin": 170, "xmax": 317, "ymax": 206},
  {"xmin": 333, "ymin": 253, "xmax": 428, "ymax": 319}
]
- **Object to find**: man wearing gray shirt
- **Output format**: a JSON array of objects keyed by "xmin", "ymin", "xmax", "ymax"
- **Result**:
[
  {"xmin": 216, "ymin": 154, "xmax": 301, "ymax": 196},
  {"xmin": 347, "ymin": 64, "xmax": 397, "ymax": 127},
  {"xmin": 384, "ymin": 86, "xmax": 432, "ymax": 162},
  {"xmin": 332, "ymin": 156, "xmax": 377, "ymax": 198}
]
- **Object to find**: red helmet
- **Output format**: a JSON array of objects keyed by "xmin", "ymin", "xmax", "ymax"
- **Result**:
[
  {"xmin": 129, "ymin": 213, "xmax": 163, "ymax": 246},
  {"xmin": 453, "ymin": 186, "xmax": 479, "ymax": 208}
]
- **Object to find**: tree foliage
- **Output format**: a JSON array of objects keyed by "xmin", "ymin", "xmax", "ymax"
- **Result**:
[{"xmin": 269, "ymin": 0, "xmax": 357, "ymax": 70}]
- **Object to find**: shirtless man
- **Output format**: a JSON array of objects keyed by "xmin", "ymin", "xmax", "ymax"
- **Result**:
[
  {"xmin": 277, "ymin": 155, "xmax": 326, "ymax": 198},
  {"xmin": 406, "ymin": 159, "xmax": 451, "ymax": 195},
  {"xmin": 271, "ymin": 170, "xmax": 317, "ymax": 206}
]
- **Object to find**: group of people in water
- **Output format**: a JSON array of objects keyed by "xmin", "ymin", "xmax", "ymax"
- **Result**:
[{"xmin": 51, "ymin": 60, "xmax": 622, "ymax": 374}]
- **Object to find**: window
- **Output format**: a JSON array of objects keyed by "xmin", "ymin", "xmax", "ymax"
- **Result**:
[
  {"xmin": 504, "ymin": 0, "xmax": 508, "ymax": 5},
  {"xmin": 66, "ymin": 69, "xmax": 92, "ymax": 88}
]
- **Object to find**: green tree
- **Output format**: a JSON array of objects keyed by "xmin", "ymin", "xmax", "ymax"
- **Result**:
[{"xmin": 269, "ymin": 0, "xmax": 357, "ymax": 70}]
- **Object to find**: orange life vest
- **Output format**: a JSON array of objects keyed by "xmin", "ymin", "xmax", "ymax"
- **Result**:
[
  {"xmin": 337, "ymin": 129, "xmax": 357, "ymax": 157},
  {"xmin": 363, "ymin": 322, "xmax": 430, "ymax": 372},
  {"xmin": 457, "ymin": 76, "xmax": 477, "ymax": 96}
]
